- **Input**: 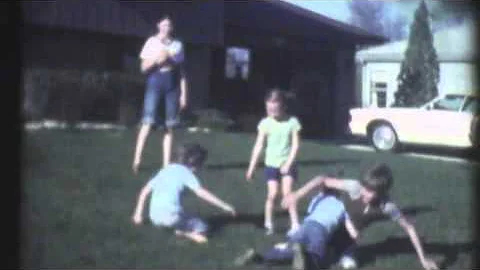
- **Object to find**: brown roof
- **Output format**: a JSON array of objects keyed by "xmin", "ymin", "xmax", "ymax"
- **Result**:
[
  {"xmin": 22, "ymin": 0, "xmax": 386, "ymax": 46},
  {"xmin": 22, "ymin": 0, "xmax": 152, "ymax": 37}
]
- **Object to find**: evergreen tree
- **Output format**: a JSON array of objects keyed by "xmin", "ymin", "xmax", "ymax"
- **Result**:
[{"xmin": 393, "ymin": 0, "xmax": 439, "ymax": 107}]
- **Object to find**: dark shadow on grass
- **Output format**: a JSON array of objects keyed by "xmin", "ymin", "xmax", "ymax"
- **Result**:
[
  {"xmin": 399, "ymin": 144, "xmax": 480, "ymax": 162},
  {"xmin": 206, "ymin": 158, "xmax": 360, "ymax": 171},
  {"xmin": 206, "ymin": 211, "xmax": 290, "ymax": 236},
  {"xmin": 356, "ymin": 236, "xmax": 476, "ymax": 269}
]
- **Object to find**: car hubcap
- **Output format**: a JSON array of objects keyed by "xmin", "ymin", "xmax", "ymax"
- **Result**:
[{"xmin": 373, "ymin": 126, "xmax": 395, "ymax": 150}]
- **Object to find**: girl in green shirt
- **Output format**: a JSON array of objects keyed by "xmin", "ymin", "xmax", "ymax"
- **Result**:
[{"xmin": 246, "ymin": 89, "xmax": 301, "ymax": 236}]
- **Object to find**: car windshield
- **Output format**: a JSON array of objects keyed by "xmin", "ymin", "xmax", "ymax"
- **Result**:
[
  {"xmin": 432, "ymin": 95, "xmax": 466, "ymax": 111},
  {"xmin": 462, "ymin": 96, "xmax": 479, "ymax": 113}
]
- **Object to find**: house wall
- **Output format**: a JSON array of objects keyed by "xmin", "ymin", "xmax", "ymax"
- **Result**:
[
  {"xmin": 358, "ymin": 61, "xmax": 477, "ymax": 108},
  {"xmin": 333, "ymin": 47, "xmax": 356, "ymax": 136},
  {"xmin": 360, "ymin": 62, "xmax": 400, "ymax": 107},
  {"xmin": 22, "ymin": 27, "xmax": 114, "ymax": 70},
  {"xmin": 438, "ymin": 62, "xmax": 477, "ymax": 95},
  {"xmin": 185, "ymin": 44, "xmax": 212, "ymax": 109}
]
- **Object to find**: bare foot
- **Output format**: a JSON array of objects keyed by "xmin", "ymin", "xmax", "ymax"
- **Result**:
[{"xmin": 175, "ymin": 230, "xmax": 207, "ymax": 244}]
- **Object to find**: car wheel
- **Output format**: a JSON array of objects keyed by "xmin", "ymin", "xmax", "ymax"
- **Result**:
[{"xmin": 370, "ymin": 123, "xmax": 398, "ymax": 152}]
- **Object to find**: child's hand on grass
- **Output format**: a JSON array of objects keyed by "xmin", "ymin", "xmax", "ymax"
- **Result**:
[
  {"xmin": 224, "ymin": 205, "xmax": 237, "ymax": 217},
  {"xmin": 421, "ymin": 257, "xmax": 438, "ymax": 270}
]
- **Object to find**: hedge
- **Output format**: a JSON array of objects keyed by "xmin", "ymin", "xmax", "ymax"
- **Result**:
[
  {"xmin": 22, "ymin": 68, "xmax": 145, "ymax": 126},
  {"xmin": 22, "ymin": 68, "xmax": 237, "ymax": 131}
]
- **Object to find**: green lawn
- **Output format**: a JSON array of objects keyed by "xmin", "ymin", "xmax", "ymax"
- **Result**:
[{"xmin": 21, "ymin": 129, "xmax": 476, "ymax": 269}]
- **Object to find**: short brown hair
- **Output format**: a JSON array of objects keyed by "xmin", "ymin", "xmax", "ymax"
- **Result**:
[
  {"xmin": 157, "ymin": 15, "xmax": 172, "ymax": 24},
  {"xmin": 360, "ymin": 163, "xmax": 393, "ymax": 196},
  {"xmin": 265, "ymin": 88, "xmax": 295, "ymax": 110},
  {"xmin": 175, "ymin": 143, "xmax": 208, "ymax": 168}
]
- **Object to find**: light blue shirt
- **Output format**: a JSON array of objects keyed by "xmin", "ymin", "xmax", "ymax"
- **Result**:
[
  {"xmin": 146, "ymin": 164, "xmax": 201, "ymax": 224},
  {"xmin": 304, "ymin": 193, "xmax": 347, "ymax": 235}
]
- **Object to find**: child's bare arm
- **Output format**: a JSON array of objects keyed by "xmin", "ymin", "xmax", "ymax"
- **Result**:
[
  {"xmin": 132, "ymin": 184, "xmax": 153, "ymax": 225},
  {"xmin": 194, "ymin": 187, "xmax": 236, "ymax": 216},
  {"xmin": 280, "ymin": 130, "xmax": 300, "ymax": 173},
  {"xmin": 179, "ymin": 70, "xmax": 188, "ymax": 109},
  {"xmin": 140, "ymin": 58, "xmax": 157, "ymax": 73},
  {"xmin": 246, "ymin": 131, "xmax": 267, "ymax": 181},
  {"xmin": 345, "ymin": 215, "xmax": 359, "ymax": 240},
  {"xmin": 281, "ymin": 176, "xmax": 348, "ymax": 208},
  {"xmin": 396, "ymin": 216, "xmax": 438, "ymax": 269}
]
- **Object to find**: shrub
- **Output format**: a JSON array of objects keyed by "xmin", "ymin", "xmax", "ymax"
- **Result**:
[
  {"xmin": 22, "ymin": 68, "xmax": 145, "ymax": 126},
  {"xmin": 190, "ymin": 108, "xmax": 235, "ymax": 131},
  {"xmin": 22, "ymin": 68, "xmax": 54, "ymax": 121},
  {"xmin": 236, "ymin": 113, "xmax": 262, "ymax": 132}
]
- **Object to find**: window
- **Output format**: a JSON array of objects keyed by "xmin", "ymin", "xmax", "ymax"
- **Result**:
[
  {"xmin": 462, "ymin": 97, "xmax": 479, "ymax": 113},
  {"xmin": 432, "ymin": 95, "xmax": 466, "ymax": 111},
  {"xmin": 376, "ymin": 91, "xmax": 387, "ymax": 108},
  {"xmin": 225, "ymin": 47, "xmax": 250, "ymax": 80},
  {"xmin": 370, "ymin": 81, "xmax": 388, "ymax": 107}
]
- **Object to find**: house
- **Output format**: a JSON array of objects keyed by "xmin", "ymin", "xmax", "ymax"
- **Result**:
[
  {"xmin": 355, "ymin": 20, "xmax": 477, "ymax": 108},
  {"xmin": 21, "ymin": 0, "xmax": 385, "ymax": 137}
]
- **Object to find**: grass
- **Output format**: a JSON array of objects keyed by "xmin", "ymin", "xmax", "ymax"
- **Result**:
[{"xmin": 21, "ymin": 129, "xmax": 476, "ymax": 269}]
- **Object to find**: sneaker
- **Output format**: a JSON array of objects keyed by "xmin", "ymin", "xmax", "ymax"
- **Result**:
[
  {"xmin": 234, "ymin": 248, "xmax": 256, "ymax": 266},
  {"xmin": 339, "ymin": 255, "xmax": 358, "ymax": 269},
  {"xmin": 291, "ymin": 243, "xmax": 305, "ymax": 270},
  {"xmin": 286, "ymin": 226, "xmax": 300, "ymax": 237}
]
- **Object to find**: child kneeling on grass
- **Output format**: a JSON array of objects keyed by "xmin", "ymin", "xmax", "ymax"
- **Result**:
[
  {"xmin": 234, "ymin": 190, "xmax": 358, "ymax": 270},
  {"xmin": 132, "ymin": 143, "xmax": 236, "ymax": 243}
]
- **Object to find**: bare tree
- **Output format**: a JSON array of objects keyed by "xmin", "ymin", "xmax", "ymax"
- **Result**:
[
  {"xmin": 348, "ymin": 0, "xmax": 385, "ymax": 35},
  {"xmin": 384, "ymin": 14, "xmax": 408, "ymax": 41},
  {"xmin": 429, "ymin": 0, "xmax": 474, "ymax": 24}
]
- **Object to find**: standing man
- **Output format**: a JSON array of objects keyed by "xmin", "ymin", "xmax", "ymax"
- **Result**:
[{"xmin": 133, "ymin": 15, "xmax": 188, "ymax": 173}]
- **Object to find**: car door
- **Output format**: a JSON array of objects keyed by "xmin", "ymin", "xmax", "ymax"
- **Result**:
[{"xmin": 422, "ymin": 95, "xmax": 472, "ymax": 147}]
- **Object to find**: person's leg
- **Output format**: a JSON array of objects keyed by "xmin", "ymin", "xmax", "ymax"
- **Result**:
[
  {"xmin": 263, "ymin": 242, "xmax": 295, "ymax": 262},
  {"xmin": 133, "ymin": 124, "xmax": 152, "ymax": 173},
  {"xmin": 173, "ymin": 213, "xmax": 208, "ymax": 244},
  {"xmin": 328, "ymin": 223, "xmax": 358, "ymax": 269},
  {"xmin": 337, "ymin": 232, "xmax": 358, "ymax": 268},
  {"xmin": 281, "ymin": 167, "xmax": 300, "ymax": 234},
  {"xmin": 133, "ymin": 74, "xmax": 161, "ymax": 173},
  {"xmin": 304, "ymin": 252, "xmax": 329, "ymax": 270},
  {"xmin": 234, "ymin": 224, "xmax": 307, "ymax": 267},
  {"xmin": 289, "ymin": 221, "xmax": 330, "ymax": 270},
  {"xmin": 265, "ymin": 179, "xmax": 279, "ymax": 235},
  {"xmin": 162, "ymin": 128, "xmax": 174, "ymax": 168},
  {"xmin": 291, "ymin": 242, "xmax": 306, "ymax": 270}
]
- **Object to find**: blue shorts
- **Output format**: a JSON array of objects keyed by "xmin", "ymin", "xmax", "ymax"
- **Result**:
[
  {"xmin": 263, "ymin": 221, "xmax": 329, "ymax": 267},
  {"xmin": 141, "ymin": 70, "xmax": 180, "ymax": 128},
  {"xmin": 151, "ymin": 211, "xmax": 208, "ymax": 234},
  {"xmin": 288, "ymin": 220, "xmax": 329, "ymax": 257},
  {"xmin": 172, "ymin": 213, "xmax": 208, "ymax": 234},
  {"xmin": 264, "ymin": 164, "xmax": 298, "ymax": 182}
]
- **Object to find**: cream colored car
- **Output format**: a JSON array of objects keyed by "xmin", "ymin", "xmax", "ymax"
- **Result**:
[{"xmin": 349, "ymin": 94, "xmax": 479, "ymax": 151}]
